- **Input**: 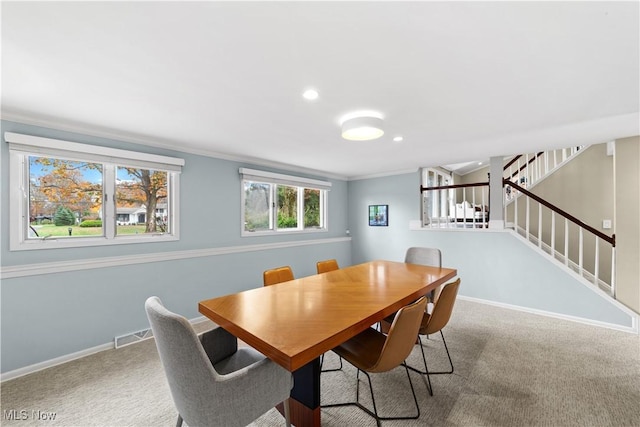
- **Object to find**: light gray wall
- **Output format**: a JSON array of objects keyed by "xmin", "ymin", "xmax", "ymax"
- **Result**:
[
  {"xmin": 1, "ymin": 119, "xmax": 635, "ymax": 375},
  {"xmin": 0, "ymin": 120, "xmax": 351, "ymax": 373},
  {"xmin": 348, "ymin": 172, "xmax": 422, "ymax": 263},
  {"xmin": 348, "ymin": 172, "xmax": 634, "ymax": 327}
]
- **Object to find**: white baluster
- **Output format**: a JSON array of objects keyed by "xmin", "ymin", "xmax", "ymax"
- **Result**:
[
  {"xmin": 551, "ymin": 212, "xmax": 556, "ymax": 256},
  {"xmin": 514, "ymin": 188, "xmax": 519, "ymax": 233},
  {"xmin": 544, "ymin": 151, "xmax": 549, "ymax": 175},
  {"xmin": 526, "ymin": 196, "xmax": 530, "ymax": 241},
  {"xmin": 611, "ymin": 248, "xmax": 616, "ymax": 298},
  {"xmin": 462, "ymin": 187, "xmax": 467, "ymax": 223},
  {"xmin": 538, "ymin": 203, "xmax": 542, "ymax": 249},
  {"xmin": 564, "ymin": 218, "xmax": 569, "ymax": 266},
  {"xmin": 578, "ymin": 228, "xmax": 584, "ymax": 274},
  {"xmin": 594, "ymin": 236, "xmax": 600, "ymax": 286},
  {"xmin": 482, "ymin": 187, "xmax": 486, "ymax": 227}
]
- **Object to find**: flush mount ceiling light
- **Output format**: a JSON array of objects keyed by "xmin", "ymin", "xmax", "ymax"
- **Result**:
[{"xmin": 340, "ymin": 113, "xmax": 384, "ymax": 141}]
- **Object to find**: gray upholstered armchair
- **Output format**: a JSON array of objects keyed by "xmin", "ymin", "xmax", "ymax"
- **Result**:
[{"xmin": 145, "ymin": 296, "xmax": 293, "ymax": 427}]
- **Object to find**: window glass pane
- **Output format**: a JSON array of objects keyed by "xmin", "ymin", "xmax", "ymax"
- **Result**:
[
  {"xmin": 277, "ymin": 185, "xmax": 298, "ymax": 229},
  {"xmin": 244, "ymin": 182, "xmax": 272, "ymax": 232},
  {"xmin": 116, "ymin": 167, "xmax": 169, "ymax": 235},
  {"xmin": 303, "ymin": 188, "xmax": 321, "ymax": 228},
  {"xmin": 28, "ymin": 156, "xmax": 103, "ymax": 238},
  {"xmin": 241, "ymin": 171, "xmax": 328, "ymax": 235}
]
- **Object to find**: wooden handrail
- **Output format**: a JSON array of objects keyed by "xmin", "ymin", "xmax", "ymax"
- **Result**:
[
  {"xmin": 505, "ymin": 152, "xmax": 544, "ymax": 180},
  {"xmin": 420, "ymin": 182, "xmax": 489, "ymax": 192},
  {"xmin": 503, "ymin": 155, "xmax": 522, "ymax": 171},
  {"xmin": 503, "ymin": 179, "xmax": 615, "ymax": 246}
]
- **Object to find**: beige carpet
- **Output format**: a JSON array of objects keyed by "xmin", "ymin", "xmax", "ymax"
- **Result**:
[{"xmin": 1, "ymin": 299, "xmax": 639, "ymax": 426}]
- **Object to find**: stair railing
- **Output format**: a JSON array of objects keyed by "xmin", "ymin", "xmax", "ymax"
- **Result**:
[
  {"xmin": 504, "ymin": 146, "xmax": 584, "ymax": 200},
  {"xmin": 420, "ymin": 182, "xmax": 489, "ymax": 228},
  {"xmin": 503, "ymin": 178, "xmax": 616, "ymax": 296}
]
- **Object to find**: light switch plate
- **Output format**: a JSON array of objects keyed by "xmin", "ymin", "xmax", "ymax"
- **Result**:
[{"xmin": 602, "ymin": 219, "xmax": 612, "ymax": 229}]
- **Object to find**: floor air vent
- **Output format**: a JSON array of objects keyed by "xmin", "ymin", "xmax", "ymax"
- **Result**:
[{"xmin": 115, "ymin": 328, "xmax": 153, "ymax": 348}]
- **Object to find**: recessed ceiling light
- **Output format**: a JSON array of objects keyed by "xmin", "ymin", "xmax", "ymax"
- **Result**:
[
  {"xmin": 393, "ymin": 136, "xmax": 404, "ymax": 142},
  {"xmin": 302, "ymin": 89, "xmax": 319, "ymax": 100}
]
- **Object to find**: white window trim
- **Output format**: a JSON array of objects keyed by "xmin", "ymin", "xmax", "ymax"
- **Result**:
[
  {"xmin": 6, "ymin": 132, "xmax": 184, "ymax": 251},
  {"xmin": 421, "ymin": 167, "xmax": 455, "ymax": 227},
  {"xmin": 239, "ymin": 168, "xmax": 330, "ymax": 236}
]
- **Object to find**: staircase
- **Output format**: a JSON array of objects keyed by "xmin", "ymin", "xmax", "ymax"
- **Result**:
[
  {"xmin": 502, "ymin": 146, "xmax": 617, "ymax": 298},
  {"xmin": 503, "ymin": 146, "xmax": 583, "ymax": 200}
]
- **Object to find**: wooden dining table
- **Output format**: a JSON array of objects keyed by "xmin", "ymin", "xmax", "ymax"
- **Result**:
[{"xmin": 198, "ymin": 260, "xmax": 457, "ymax": 426}]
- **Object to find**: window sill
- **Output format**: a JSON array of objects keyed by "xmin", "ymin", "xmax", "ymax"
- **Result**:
[
  {"xmin": 241, "ymin": 228, "xmax": 328, "ymax": 237},
  {"xmin": 10, "ymin": 234, "xmax": 179, "ymax": 251}
]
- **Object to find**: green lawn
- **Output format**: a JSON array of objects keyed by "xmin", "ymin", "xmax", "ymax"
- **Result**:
[{"xmin": 30, "ymin": 224, "xmax": 147, "ymax": 237}]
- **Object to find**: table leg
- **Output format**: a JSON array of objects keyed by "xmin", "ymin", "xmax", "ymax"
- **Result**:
[{"xmin": 277, "ymin": 357, "xmax": 321, "ymax": 426}]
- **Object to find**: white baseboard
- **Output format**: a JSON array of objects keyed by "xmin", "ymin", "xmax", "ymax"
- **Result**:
[
  {"xmin": 458, "ymin": 295, "xmax": 639, "ymax": 335},
  {"xmin": 0, "ymin": 316, "xmax": 214, "ymax": 383},
  {"xmin": 0, "ymin": 342, "xmax": 113, "ymax": 383}
]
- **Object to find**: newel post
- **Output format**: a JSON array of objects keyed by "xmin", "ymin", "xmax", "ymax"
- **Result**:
[{"xmin": 488, "ymin": 156, "xmax": 505, "ymax": 229}]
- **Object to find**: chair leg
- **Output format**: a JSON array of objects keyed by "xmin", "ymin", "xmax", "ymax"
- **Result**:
[
  {"xmin": 427, "ymin": 330, "xmax": 454, "ymax": 374},
  {"xmin": 406, "ymin": 331, "xmax": 454, "ymax": 395},
  {"xmin": 175, "ymin": 414, "xmax": 183, "ymax": 427},
  {"xmin": 406, "ymin": 331, "xmax": 454, "ymax": 375},
  {"xmin": 416, "ymin": 335, "xmax": 434, "ymax": 396},
  {"xmin": 283, "ymin": 398, "xmax": 291, "ymax": 427},
  {"xmin": 321, "ymin": 352, "xmax": 343, "ymax": 372},
  {"xmin": 323, "ymin": 365, "xmax": 420, "ymax": 426}
]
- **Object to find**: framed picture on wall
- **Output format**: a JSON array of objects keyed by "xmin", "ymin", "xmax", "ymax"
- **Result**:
[{"xmin": 368, "ymin": 204, "xmax": 388, "ymax": 226}]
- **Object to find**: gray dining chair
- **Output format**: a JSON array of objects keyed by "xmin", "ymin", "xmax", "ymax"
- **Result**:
[
  {"xmin": 404, "ymin": 246, "xmax": 442, "ymax": 268},
  {"xmin": 405, "ymin": 247, "xmax": 442, "ymax": 303},
  {"xmin": 145, "ymin": 296, "xmax": 293, "ymax": 427}
]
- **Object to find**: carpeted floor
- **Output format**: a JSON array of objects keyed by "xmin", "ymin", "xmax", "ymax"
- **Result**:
[{"xmin": 1, "ymin": 299, "xmax": 639, "ymax": 426}]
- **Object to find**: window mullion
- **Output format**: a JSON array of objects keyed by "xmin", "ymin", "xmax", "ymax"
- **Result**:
[
  {"xmin": 103, "ymin": 165, "xmax": 116, "ymax": 239},
  {"xmin": 270, "ymin": 184, "xmax": 276, "ymax": 231},
  {"xmin": 321, "ymin": 190, "xmax": 327, "ymax": 229},
  {"xmin": 298, "ymin": 187, "xmax": 304, "ymax": 230}
]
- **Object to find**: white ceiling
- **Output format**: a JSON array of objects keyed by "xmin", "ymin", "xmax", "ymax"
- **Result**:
[{"xmin": 2, "ymin": 1, "xmax": 638, "ymax": 180}]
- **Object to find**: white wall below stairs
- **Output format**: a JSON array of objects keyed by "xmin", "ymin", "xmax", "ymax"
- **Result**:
[{"xmin": 414, "ymin": 228, "xmax": 634, "ymax": 331}]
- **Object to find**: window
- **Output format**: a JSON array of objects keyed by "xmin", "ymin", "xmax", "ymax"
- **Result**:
[
  {"xmin": 240, "ymin": 168, "xmax": 330, "ymax": 235},
  {"xmin": 7, "ymin": 132, "xmax": 184, "ymax": 250}
]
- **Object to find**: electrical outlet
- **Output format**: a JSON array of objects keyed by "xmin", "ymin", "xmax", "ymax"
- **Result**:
[{"xmin": 602, "ymin": 219, "xmax": 612, "ymax": 229}]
